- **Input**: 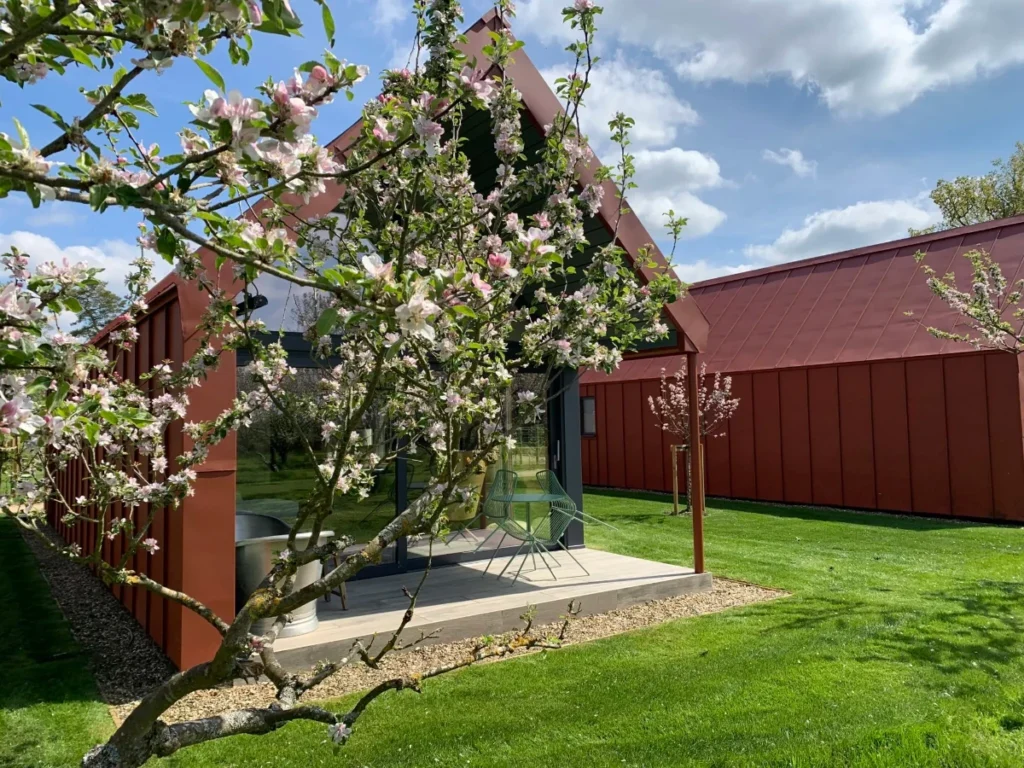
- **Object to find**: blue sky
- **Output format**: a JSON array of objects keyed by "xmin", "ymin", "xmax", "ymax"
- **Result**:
[{"xmin": 4, "ymin": 0, "xmax": 1024, "ymax": 288}]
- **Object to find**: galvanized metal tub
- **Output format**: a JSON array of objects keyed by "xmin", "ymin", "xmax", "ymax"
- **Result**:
[{"xmin": 235, "ymin": 512, "xmax": 334, "ymax": 638}]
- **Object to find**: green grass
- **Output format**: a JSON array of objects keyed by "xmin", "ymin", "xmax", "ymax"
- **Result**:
[
  {"xmin": 0, "ymin": 520, "xmax": 113, "ymax": 768},
  {"xmin": 6, "ymin": 494, "xmax": 1024, "ymax": 767},
  {"xmin": 156, "ymin": 492, "xmax": 1024, "ymax": 768}
]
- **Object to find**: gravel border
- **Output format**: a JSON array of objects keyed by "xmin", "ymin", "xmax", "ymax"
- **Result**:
[
  {"xmin": 19, "ymin": 525, "xmax": 178, "ymax": 706},
  {"xmin": 111, "ymin": 578, "xmax": 785, "ymax": 725},
  {"xmin": 18, "ymin": 523, "xmax": 785, "ymax": 726}
]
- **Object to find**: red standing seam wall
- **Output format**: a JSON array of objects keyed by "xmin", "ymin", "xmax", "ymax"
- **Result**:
[
  {"xmin": 582, "ymin": 351, "xmax": 1024, "ymax": 522},
  {"xmin": 46, "ymin": 285, "xmax": 237, "ymax": 669}
]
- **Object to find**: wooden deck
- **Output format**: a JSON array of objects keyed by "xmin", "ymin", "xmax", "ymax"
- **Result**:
[{"xmin": 274, "ymin": 548, "xmax": 711, "ymax": 670}]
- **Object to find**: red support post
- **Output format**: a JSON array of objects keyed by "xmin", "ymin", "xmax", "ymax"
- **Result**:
[{"xmin": 687, "ymin": 351, "xmax": 706, "ymax": 573}]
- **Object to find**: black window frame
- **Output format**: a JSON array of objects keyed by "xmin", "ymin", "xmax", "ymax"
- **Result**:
[{"xmin": 580, "ymin": 395, "xmax": 597, "ymax": 437}]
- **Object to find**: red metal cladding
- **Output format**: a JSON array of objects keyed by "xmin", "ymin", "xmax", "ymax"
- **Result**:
[
  {"xmin": 944, "ymin": 355, "xmax": 994, "ymax": 516},
  {"xmin": 752, "ymin": 372, "xmax": 784, "ymax": 502},
  {"xmin": 837, "ymin": 365, "xmax": 876, "ymax": 509},
  {"xmin": 640, "ymin": 380, "xmax": 666, "ymax": 491},
  {"xmin": 870, "ymin": 361, "xmax": 913, "ymax": 512},
  {"xmin": 905, "ymin": 357, "xmax": 953, "ymax": 516},
  {"xmin": 580, "ymin": 216, "xmax": 1024, "ymax": 523},
  {"xmin": 807, "ymin": 366, "xmax": 844, "ymax": 507},
  {"xmin": 605, "ymin": 383, "xmax": 626, "ymax": 488},
  {"xmin": 985, "ymin": 354, "xmax": 1024, "ymax": 520},
  {"xmin": 779, "ymin": 369, "xmax": 813, "ymax": 505},
  {"xmin": 727, "ymin": 373, "xmax": 757, "ymax": 499},
  {"xmin": 622, "ymin": 382, "xmax": 646, "ymax": 489},
  {"xmin": 704, "ymin": 415, "xmax": 732, "ymax": 497}
]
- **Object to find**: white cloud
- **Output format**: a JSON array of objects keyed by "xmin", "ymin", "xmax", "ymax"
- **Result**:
[
  {"xmin": 762, "ymin": 148, "xmax": 817, "ymax": 178},
  {"xmin": 742, "ymin": 196, "xmax": 941, "ymax": 264},
  {"xmin": 539, "ymin": 54, "xmax": 699, "ymax": 151},
  {"xmin": 629, "ymin": 148, "xmax": 728, "ymax": 238},
  {"xmin": 0, "ymin": 230, "xmax": 173, "ymax": 291},
  {"xmin": 519, "ymin": 0, "xmax": 1024, "ymax": 116},
  {"xmin": 538, "ymin": 58, "xmax": 725, "ymax": 239},
  {"xmin": 372, "ymin": 0, "xmax": 406, "ymax": 28},
  {"xmin": 675, "ymin": 259, "xmax": 755, "ymax": 284}
]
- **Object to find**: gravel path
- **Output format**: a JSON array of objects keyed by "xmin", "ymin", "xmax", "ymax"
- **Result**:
[
  {"xmin": 20, "ymin": 525, "xmax": 178, "ymax": 705},
  {"xmin": 19, "ymin": 524, "xmax": 784, "ymax": 726},
  {"xmin": 109, "ymin": 578, "xmax": 785, "ymax": 725}
]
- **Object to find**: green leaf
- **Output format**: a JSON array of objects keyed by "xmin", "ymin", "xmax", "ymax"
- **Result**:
[
  {"xmin": 25, "ymin": 183, "xmax": 41, "ymax": 208},
  {"xmin": 70, "ymin": 47, "xmax": 97, "ymax": 69},
  {"xmin": 452, "ymin": 304, "xmax": 477, "ymax": 319},
  {"xmin": 62, "ymin": 296, "xmax": 82, "ymax": 313},
  {"xmin": 316, "ymin": 307, "xmax": 339, "ymax": 337},
  {"xmin": 11, "ymin": 117, "xmax": 29, "ymax": 149},
  {"xmin": 40, "ymin": 37, "xmax": 74, "ymax": 59},
  {"xmin": 157, "ymin": 228, "xmax": 177, "ymax": 261},
  {"xmin": 123, "ymin": 93, "xmax": 158, "ymax": 116},
  {"xmin": 321, "ymin": 2, "xmax": 336, "ymax": 46},
  {"xmin": 31, "ymin": 103, "xmax": 67, "ymax": 128},
  {"xmin": 192, "ymin": 58, "xmax": 225, "ymax": 92}
]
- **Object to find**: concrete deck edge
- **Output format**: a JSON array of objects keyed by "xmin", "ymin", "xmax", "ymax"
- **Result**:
[{"xmin": 276, "ymin": 571, "xmax": 713, "ymax": 671}]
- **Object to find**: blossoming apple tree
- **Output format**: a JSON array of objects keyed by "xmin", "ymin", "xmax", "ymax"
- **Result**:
[
  {"xmin": 0, "ymin": 1, "xmax": 679, "ymax": 765},
  {"xmin": 648, "ymin": 363, "xmax": 739, "ymax": 514}
]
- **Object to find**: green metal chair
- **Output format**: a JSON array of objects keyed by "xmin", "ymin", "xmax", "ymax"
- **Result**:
[
  {"xmin": 483, "ymin": 498, "xmax": 589, "ymax": 584},
  {"xmin": 535, "ymin": 470, "xmax": 619, "ymax": 531},
  {"xmin": 457, "ymin": 468, "xmax": 517, "ymax": 549}
]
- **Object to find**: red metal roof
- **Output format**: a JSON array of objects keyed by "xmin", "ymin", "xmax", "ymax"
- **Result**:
[{"xmin": 581, "ymin": 214, "xmax": 1024, "ymax": 383}]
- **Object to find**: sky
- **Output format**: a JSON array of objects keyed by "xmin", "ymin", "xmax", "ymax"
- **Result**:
[{"xmin": 4, "ymin": 0, "xmax": 1024, "ymax": 292}]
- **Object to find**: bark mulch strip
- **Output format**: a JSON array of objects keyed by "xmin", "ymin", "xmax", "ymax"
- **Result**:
[{"xmin": 20, "ymin": 525, "xmax": 785, "ymax": 726}]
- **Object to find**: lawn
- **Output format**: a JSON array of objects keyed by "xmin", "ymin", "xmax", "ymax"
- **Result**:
[
  {"xmin": 0, "ymin": 522, "xmax": 113, "ymax": 768},
  {"xmin": 4, "ymin": 494, "xmax": 1024, "ymax": 767}
]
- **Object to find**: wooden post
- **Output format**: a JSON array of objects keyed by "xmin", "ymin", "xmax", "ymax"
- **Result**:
[
  {"xmin": 686, "ymin": 351, "xmax": 705, "ymax": 574},
  {"xmin": 671, "ymin": 444, "xmax": 680, "ymax": 515}
]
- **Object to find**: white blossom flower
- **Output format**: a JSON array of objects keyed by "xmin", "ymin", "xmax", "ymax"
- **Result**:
[
  {"xmin": 328, "ymin": 721, "xmax": 352, "ymax": 744},
  {"xmin": 361, "ymin": 254, "xmax": 394, "ymax": 282},
  {"xmin": 395, "ymin": 289, "xmax": 441, "ymax": 340}
]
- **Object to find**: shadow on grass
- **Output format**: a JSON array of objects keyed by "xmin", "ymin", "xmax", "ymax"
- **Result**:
[
  {"xmin": 749, "ymin": 579, "xmax": 1024, "ymax": 680},
  {"xmin": 585, "ymin": 488, "xmax": 990, "ymax": 532},
  {"xmin": 0, "ymin": 523, "xmax": 104, "ymax": 709}
]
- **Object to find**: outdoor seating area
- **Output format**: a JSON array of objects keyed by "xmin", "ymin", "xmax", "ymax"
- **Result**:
[{"xmin": 272, "ymin": 547, "xmax": 712, "ymax": 671}]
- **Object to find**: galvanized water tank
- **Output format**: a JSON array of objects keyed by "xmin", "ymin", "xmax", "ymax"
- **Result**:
[{"xmin": 235, "ymin": 512, "xmax": 334, "ymax": 638}]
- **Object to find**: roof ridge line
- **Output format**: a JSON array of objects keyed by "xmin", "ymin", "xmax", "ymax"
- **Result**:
[{"xmin": 689, "ymin": 213, "xmax": 1024, "ymax": 291}]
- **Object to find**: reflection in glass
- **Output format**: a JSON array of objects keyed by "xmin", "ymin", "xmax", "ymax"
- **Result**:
[{"xmin": 235, "ymin": 364, "xmax": 397, "ymax": 564}]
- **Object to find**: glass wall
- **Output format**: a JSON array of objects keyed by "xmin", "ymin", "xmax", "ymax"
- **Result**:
[
  {"xmin": 233, "ymin": 283, "xmax": 560, "ymax": 573},
  {"xmin": 235, "ymin": 362, "xmax": 398, "ymax": 566}
]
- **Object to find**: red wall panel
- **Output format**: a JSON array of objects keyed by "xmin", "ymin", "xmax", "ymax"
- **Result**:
[
  {"xmin": 985, "ymin": 354, "xmax": 1024, "ymax": 520},
  {"xmin": 728, "ymin": 373, "xmax": 757, "ymax": 498},
  {"xmin": 705, "ymin": 415, "xmax": 732, "ymax": 497},
  {"xmin": 779, "ymin": 369, "xmax": 813, "ymax": 504},
  {"xmin": 808, "ymin": 366, "xmax": 844, "ymax": 506},
  {"xmin": 596, "ymin": 384, "xmax": 608, "ymax": 486},
  {"xmin": 640, "ymin": 380, "xmax": 667, "ymax": 491},
  {"xmin": 838, "ymin": 365, "xmax": 876, "ymax": 509},
  {"xmin": 905, "ymin": 358, "xmax": 952, "ymax": 516},
  {"xmin": 870, "ymin": 361, "xmax": 913, "ymax": 512},
  {"xmin": 623, "ymin": 382, "xmax": 646, "ymax": 489},
  {"xmin": 944, "ymin": 355, "xmax": 994, "ymax": 516},
  {"xmin": 585, "ymin": 349, "xmax": 1022, "ymax": 523},
  {"xmin": 752, "ymin": 372, "xmax": 784, "ymax": 501},
  {"xmin": 605, "ymin": 383, "xmax": 625, "ymax": 487},
  {"xmin": 129, "ymin": 316, "xmax": 149, "ymax": 630}
]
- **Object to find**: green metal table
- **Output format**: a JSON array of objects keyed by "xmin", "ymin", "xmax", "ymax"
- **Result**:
[{"xmin": 506, "ymin": 492, "xmax": 564, "ymax": 532}]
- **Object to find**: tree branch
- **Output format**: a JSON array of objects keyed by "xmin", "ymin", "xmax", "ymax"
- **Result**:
[{"xmin": 39, "ymin": 66, "xmax": 144, "ymax": 157}]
